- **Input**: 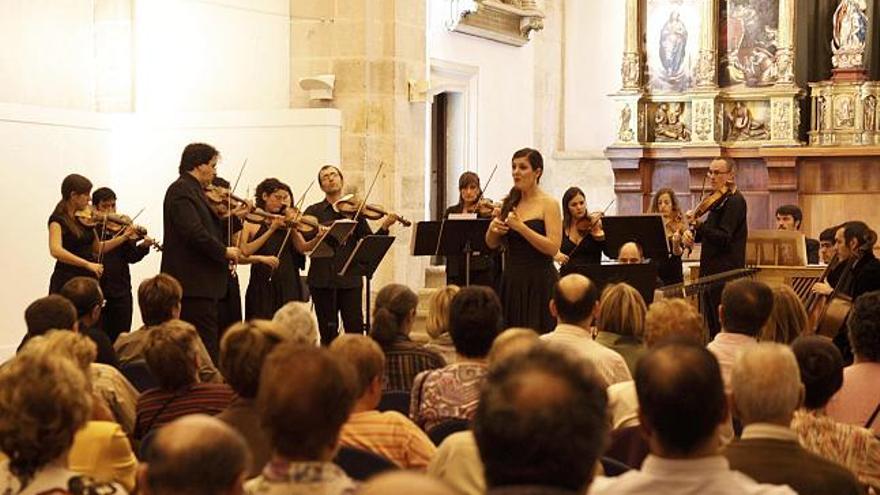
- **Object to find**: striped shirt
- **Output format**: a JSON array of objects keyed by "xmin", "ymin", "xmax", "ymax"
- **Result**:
[
  {"xmin": 339, "ymin": 410, "xmax": 436, "ymax": 469},
  {"xmin": 380, "ymin": 337, "xmax": 446, "ymax": 393},
  {"xmin": 135, "ymin": 383, "xmax": 234, "ymax": 439}
]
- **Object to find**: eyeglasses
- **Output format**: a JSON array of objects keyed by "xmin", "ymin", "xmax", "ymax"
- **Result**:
[{"xmin": 707, "ymin": 169, "xmax": 731, "ymax": 177}]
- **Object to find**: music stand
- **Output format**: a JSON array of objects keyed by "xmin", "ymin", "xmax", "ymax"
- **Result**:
[
  {"xmin": 339, "ymin": 235, "xmax": 395, "ymax": 333},
  {"xmin": 310, "ymin": 220, "xmax": 358, "ymax": 259},
  {"xmin": 410, "ymin": 218, "xmax": 492, "ymax": 286},
  {"xmin": 602, "ymin": 215, "xmax": 669, "ymax": 261},
  {"xmin": 411, "ymin": 221, "xmax": 442, "ymax": 257},
  {"xmin": 561, "ymin": 262, "xmax": 658, "ymax": 304},
  {"xmin": 746, "ymin": 230, "xmax": 808, "ymax": 266}
]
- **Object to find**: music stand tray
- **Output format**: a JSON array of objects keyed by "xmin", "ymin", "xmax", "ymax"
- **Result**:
[
  {"xmin": 410, "ymin": 218, "xmax": 491, "ymax": 286},
  {"xmin": 310, "ymin": 220, "xmax": 357, "ymax": 259},
  {"xmin": 411, "ymin": 221, "xmax": 442, "ymax": 257},
  {"xmin": 602, "ymin": 215, "xmax": 669, "ymax": 261},
  {"xmin": 561, "ymin": 262, "xmax": 658, "ymax": 304},
  {"xmin": 339, "ymin": 235, "xmax": 395, "ymax": 332}
]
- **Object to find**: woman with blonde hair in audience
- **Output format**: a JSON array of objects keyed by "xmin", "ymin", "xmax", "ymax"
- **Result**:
[
  {"xmin": 595, "ymin": 283, "xmax": 647, "ymax": 375},
  {"xmin": 760, "ymin": 285, "xmax": 809, "ymax": 344},
  {"xmin": 0, "ymin": 348, "xmax": 127, "ymax": 493},
  {"xmin": 424, "ymin": 284, "xmax": 460, "ymax": 364},
  {"xmin": 369, "ymin": 283, "xmax": 445, "ymax": 392}
]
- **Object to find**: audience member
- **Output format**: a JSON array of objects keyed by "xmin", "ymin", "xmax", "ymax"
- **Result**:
[
  {"xmin": 272, "ymin": 301, "xmax": 320, "ymax": 346},
  {"xmin": 725, "ymin": 343, "xmax": 862, "ymax": 495},
  {"xmin": 411, "ymin": 286, "xmax": 501, "ymax": 431},
  {"xmin": 115, "ymin": 274, "xmax": 221, "ymax": 383},
  {"xmin": 135, "ymin": 320, "xmax": 234, "ymax": 440},
  {"xmin": 423, "ymin": 285, "xmax": 461, "ymax": 364},
  {"xmin": 759, "ymin": 285, "xmax": 809, "ymax": 344},
  {"xmin": 617, "ymin": 241, "xmax": 644, "ymax": 264},
  {"xmin": 595, "ymin": 283, "xmax": 647, "ymax": 374},
  {"xmin": 59, "ymin": 276, "xmax": 119, "ymax": 367},
  {"xmin": 369, "ymin": 283, "xmax": 444, "ymax": 392},
  {"xmin": 486, "ymin": 328, "xmax": 541, "ymax": 367},
  {"xmin": 474, "ymin": 345, "xmax": 608, "ymax": 495},
  {"xmin": 541, "ymin": 274, "xmax": 631, "ymax": 386},
  {"xmin": 217, "ymin": 320, "xmax": 291, "ymax": 478},
  {"xmin": 245, "ymin": 343, "xmax": 357, "ymax": 495},
  {"xmin": 775, "ymin": 204, "xmax": 819, "ymax": 264},
  {"xmin": 358, "ymin": 471, "xmax": 456, "ymax": 495},
  {"xmin": 0, "ymin": 351, "xmax": 126, "ymax": 494},
  {"xmin": 591, "ymin": 340, "xmax": 794, "ymax": 494},
  {"xmin": 140, "ymin": 415, "xmax": 250, "ymax": 495},
  {"xmin": 17, "ymin": 294, "xmax": 78, "ymax": 351},
  {"xmin": 791, "ymin": 335, "xmax": 880, "ymax": 490},
  {"xmin": 330, "ymin": 335, "xmax": 435, "ymax": 469},
  {"xmin": 827, "ymin": 290, "xmax": 880, "ymax": 433},
  {"xmin": 707, "ymin": 279, "xmax": 773, "ymax": 392}
]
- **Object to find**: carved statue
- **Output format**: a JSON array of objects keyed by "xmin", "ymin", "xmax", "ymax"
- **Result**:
[
  {"xmin": 832, "ymin": 0, "xmax": 868, "ymax": 69},
  {"xmin": 619, "ymin": 104, "xmax": 634, "ymax": 142},
  {"xmin": 835, "ymin": 95, "xmax": 855, "ymax": 127},
  {"xmin": 655, "ymin": 102, "xmax": 691, "ymax": 141},
  {"xmin": 817, "ymin": 96, "xmax": 827, "ymax": 131},
  {"xmin": 659, "ymin": 11, "xmax": 688, "ymax": 78},
  {"xmin": 726, "ymin": 102, "xmax": 769, "ymax": 141},
  {"xmin": 865, "ymin": 95, "xmax": 877, "ymax": 131}
]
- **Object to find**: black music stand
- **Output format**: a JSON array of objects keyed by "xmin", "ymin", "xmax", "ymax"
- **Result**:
[
  {"xmin": 411, "ymin": 221, "xmax": 442, "ymax": 257},
  {"xmin": 310, "ymin": 220, "xmax": 358, "ymax": 259},
  {"xmin": 339, "ymin": 235, "xmax": 395, "ymax": 333},
  {"xmin": 411, "ymin": 218, "xmax": 492, "ymax": 286},
  {"xmin": 561, "ymin": 262, "xmax": 658, "ymax": 304},
  {"xmin": 602, "ymin": 215, "xmax": 669, "ymax": 261}
]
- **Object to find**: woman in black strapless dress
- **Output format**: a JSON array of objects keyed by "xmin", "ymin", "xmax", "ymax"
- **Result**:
[
  {"xmin": 554, "ymin": 186, "xmax": 614, "ymax": 268},
  {"xmin": 485, "ymin": 148, "xmax": 561, "ymax": 333}
]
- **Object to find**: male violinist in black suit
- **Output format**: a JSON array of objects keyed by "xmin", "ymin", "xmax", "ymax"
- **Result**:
[
  {"xmin": 682, "ymin": 157, "xmax": 748, "ymax": 337},
  {"xmin": 161, "ymin": 143, "xmax": 242, "ymax": 361}
]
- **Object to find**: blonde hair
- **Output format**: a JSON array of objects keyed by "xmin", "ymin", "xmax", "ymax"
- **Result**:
[
  {"xmin": 425, "ymin": 285, "xmax": 460, "ymax": 339},
  {"xmin": 760, "ymin": 285, "xmax": 808, "ymax": 344},
  {"xmin": 220, "ymin": 320, "xmax": 289, "ymax": 398},
  {"xmin": 487, "ymin": 328, "xmax": 541, "ymax": 367},
  {"xmin": 644, "ymin": 298, "xmax": 707, "ymax": 346},
  {"xmin": 597, "ymin": 283, "xmax": 647, "ymax": 338},
  {"xmin": 329, "ymin": 334, "xmax": 386, "ymax": 397},
  {"xmin": 21, "ymin": 329, "xmax": 97, "ymax": 371},
  {"xmin": 0, "ymin": 352, "xmax": 92, "ymax": 487}
]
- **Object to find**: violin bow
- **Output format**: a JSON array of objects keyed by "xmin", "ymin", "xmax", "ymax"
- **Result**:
[
  {"xmin": 97, "ymin": 213, "xmax": 108, "ymax": 265},
  {"xmin": 227, "ymin": 159, "xmax": 248, "ymax": 276},
  {"xmin": 565, "ymin": 198, "xmax": 615, "ymax": 258},
  {"xmin": 269, "ymin": 180, "xmax": 316, "ymax": 282},
  {"xmin": 473, "ymin": 164, "xmax": 498, "ymax": 206},
  {"xmin": 106, "ymin": 207, "xmax": 145, "ymax": 243},
  {"xmin": 354, "ymin": 161, "xmax": 384, "ymax": 223}
]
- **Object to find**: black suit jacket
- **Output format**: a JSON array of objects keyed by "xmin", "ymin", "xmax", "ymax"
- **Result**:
[
  {"xmin": 725, "ymin": 437, "xmax": 864, "ymax": 495},
  {"xmin": 695, "ymin": 190, "xmax": 748, "ymax": 276},
  {"xmin": 161, "ymin": 173, "xmax": 228, "ymax": 299}
]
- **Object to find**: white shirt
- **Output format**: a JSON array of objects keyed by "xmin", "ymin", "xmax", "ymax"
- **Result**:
[
  {"xmin": 589, "ymin": 455, "xmax": 796, "ymax": 495},
  {"xmin": 707, "ymin": 332, "xmax": 757, "ymax": 394},
  {"xmin": 540, "ymin": 324, "xmax": 632, "ymax": 386}
]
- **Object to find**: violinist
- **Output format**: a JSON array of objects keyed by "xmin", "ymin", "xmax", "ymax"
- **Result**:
[
  {"xmin": 649, "ymin": 188, "xmax": 685, "ymax": 285},
  {"xmin": 304, "ymin": 165, "xmax": 398, "ymax": 345},
  {"xmin": 48, "ymin": 174, "xmax": 136, "ymax": 294},
  {"xmin": 161, "ymin": 143, "xmax": 242, "ymax": 361},
  {"xmin": 681, "ymin": 157, "xmax": 748, "ymax": 336},
  {"xmin": 92, "ymin": 187, "xmax": 155, "ymax": 342},
  {"xmin": 443, "ymin": 171, "xmax": 499, "ymax": 288},
  {"xmin": 241, "ymin": 178, "xmax": 320, "ymax": 319},
  {"xmin": 554, "ymin": 187, "xmax": 613, "ymax": 267}
]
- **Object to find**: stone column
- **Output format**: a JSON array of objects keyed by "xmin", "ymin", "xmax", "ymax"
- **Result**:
[
  {"xmin": 775, "ymin": 0, "xmax": 796, "ymax": 84},
  {"xmin": 94, "ymin": 0, "xmax": 134, "ymax": 112},
  {"xmin": 621, "ymin": 0, "xmax": 640, "ymax": 90},
  {"xmin": 693, "ymin": 0, "xmax": 718, "ymax": 88}
]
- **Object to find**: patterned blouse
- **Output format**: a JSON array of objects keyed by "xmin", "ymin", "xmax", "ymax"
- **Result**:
[
  {"xmin": 791, "ymin": 409, "xmax": 880, "ymax": 491},
  {"xmin": 244, "ymin": 460, "xmax": 357, "ymax": 495},
  {"xmin": 410, "ymin": 362, "xmax": 488, "ymax": 431}
]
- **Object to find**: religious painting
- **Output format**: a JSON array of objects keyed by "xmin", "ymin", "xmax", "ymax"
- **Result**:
[
  {"xmin": 719, "ymin": 0, "xmax": 780, "ymax": 88},
  {"xmin": 649, "ymin": 102, "xmax": 692, "ymax": 142},
  {"xmin": 646, "ymin": 0, "xmax": 702, "ymax": 93},
  {"xmin": 723, "ymin": 100, "xmax": 770, "ymax": 141}
]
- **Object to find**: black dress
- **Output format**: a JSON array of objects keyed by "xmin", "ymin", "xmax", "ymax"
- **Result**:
[
  {"xmin": 657, "ymin": 237, "xmax": 684, "ymax": 286},
  {"xmin": 561, "ymin": 230, "xmax": 611, "ymax": 266},
  {"xmin": 245, "ymin": 224, "xmax": 306, "ymax": 320},
  {"xmin": 48, "ymin": 213, "xmax": 97, "ymax": 294},
  {"xmin": 499, "ymin": 219, "xmax": 559, "ymax": 334}
]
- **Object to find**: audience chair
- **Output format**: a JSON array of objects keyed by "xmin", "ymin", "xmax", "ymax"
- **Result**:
[
  {"xmin": 600, "ymin": 456, "xmax": 632, "ymax": 477},
  {"xmin": 377, "ymin": 391, "xmax": 410, "ymax": 416},
  {"xmin": 119, "ymin": 359, "xmax": 158, "ymax": 392},
  {"xmin": 426, "ymin": 418, "xmax": 470, "ymax": 446},
  {"xmin": 334, "ymin": 446, "xmax": 397, "ymax": 481}
]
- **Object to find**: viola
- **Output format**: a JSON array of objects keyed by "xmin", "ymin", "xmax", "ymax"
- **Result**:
[
  {"xmin": 203, "ymin": 184, "xmax": 253, "ymax": 218},
  {"xmin": 245, "ymin": 207, "xmax": 321, "ymax": 234},
  {"xmin": 333, "ymin": 194, "xmax": 411, "ymax": 227}
]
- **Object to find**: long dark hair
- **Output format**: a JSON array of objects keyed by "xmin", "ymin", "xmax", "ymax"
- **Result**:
[
  {"xmin": 455, "ymin": 172, "xmax": 481, "ymax": 211},
  {"xmin": 561, "ymin": 186, "xmax": 585, "ymax": 232},
  {"xmin": 52, "ymin": 174, "xmax": 92, "ymax": 238},
  {"xmin": 255, "ymin": 178, "xmax": 294, "ymax": 212},
  {"xmin": 500, "ymin": 148, "xmax": 543, "ymax": 219},
  {"xmin": 369, "ymin": 284, "xmax": 419, "ymax": 346}
]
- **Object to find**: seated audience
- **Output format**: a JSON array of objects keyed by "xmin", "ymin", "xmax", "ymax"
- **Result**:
[
  {"xmin": 707, "ymin": 279, "xmax": 773, "ymax": 393},
  {"xmin": 595, "ymin": 283, "xmax": 647, "ymax": 374},
  {"xmin": 217, "ymin": 320, "xmax": 291, "ymax": 478},
  {"xmin": 725, "ymin": 343, "xmax": 862, "ymax": 495},
  {"xmin": 591, "ymin": 340, "xmax": 795, "ymax": 494},
  {"xmin": 487, "ymin": 327, "xmax": 541, "ymax": 366},
  {"xmin": 17, "ymin": 294, "xmax": 78, "ymax": 351},
  {"xmin": 474, "ymin": 345, "xmax": 608, "ymax": 495},
  {"xmin": 139, "ymin": 415, "xmax": 250, "ymax": 495},
  {"xmin": 59, "ymin": 276, "xmax": 118, "ymax": 367},
  {"xmin": 0, "ymin": 351, "xmax": 125, "ymax": 493},
  {"xmin": 607, "ymin": 298, "xmax": 706, "ymax": 429},
  {"xmin": 272, "ymin": 301, "xmax": 320, "ymax": 346},
  {"xmin": 423, "ymin": 284, "xmax": 461, "ymax": 364},
  {"xmin": 411, "ymin": 286, "xmax": 501, "ymax": 431},
  {"xmin": 759, "ymin": 285, "xmax": 808, "ymax": 344},
  {"xmin": 827, "ymin": 291, "xmax": 880, "ymax": 433},
  {"xmin": 359, "ymin": 471, "xmax": 455, "ymax": 495},
  {"xmin": 330, "ymin": 335, "xmax": 435, "ymax": 469},
  {"xmin": 369, "ymin": 283, "xmax": 444, "ymax": 392},
  {"xmin": 775, "ymin": 204, "xmax": 819, "ymax": 264},
  {"xmin": 135, "ymin": 320, "xmax": 234, "ymax": 440},
  {"xmin": 115, "ymin": 274, "xmax": 221, "ymax": 383},
  {"xmin": 245, "ymin": 343, "xmax": 358, "ymax": 494},
  {"xmin": 791, "ymin": 335, "xmax": 880, "ymax": 490},
  {"xmin": 541, "ymin": 274, "xmax": 631, "ymax": 386},
  {"xmin": 617, "ymin": 241, "xmax": 644, "ymax": 264}
]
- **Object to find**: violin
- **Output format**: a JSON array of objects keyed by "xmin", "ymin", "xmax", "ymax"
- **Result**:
[
  {"xmin": 245, "ymin": 207, "xmax": 321, "ymax": 234},
  {"xmin": 688, "ymin": 184, "xmax": 733, "ymax": 225},
  {"xmin": 465, "ymin": 198, "xmax": 501, "ymax": 218},
  {"xmin": 575, "ymin": 211, "xmax": 605, "ymax": 234},
  {"xmin": 333, "ymin": 194, "xmax": 412, "ymax": 227},
  {"xmin": 75, "ymin": 207, "xmax": 162, "ymax": 251},
  {"xmin": 204, "ymin": 184, "xmax": 253, "ymax": 218}
]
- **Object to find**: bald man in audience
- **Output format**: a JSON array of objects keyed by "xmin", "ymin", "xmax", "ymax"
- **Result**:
[
  {"xmin": 541, "ymin": 274, "xmax": 631, "ymax": 386},
  {"xmin": 358, "ymin": 471, "xmax": 456, "ymax": 495},
  {"xmin": 724, "ymin": 343, "xmax": 862, "ymax": 495},
  {"xmin": 617, "ymin": 242, "xmax": 644, "ymax": 264},
  {"xmin": 140, "ymin": 415, "xmax": 250, "ymax": 495},
  {"xmin": 591, "ymin": 340, "xmax": 795, "ymax": 494}
]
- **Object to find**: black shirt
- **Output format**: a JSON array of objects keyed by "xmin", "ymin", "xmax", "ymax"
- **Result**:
[
  {"xmin": 695, "ymin": 190, "xmax": 748, "ymax": 276},
  {"xmin": 560, "ymin": 230, "xmax": 611, "ymax": 266},
  {"xmin": 98, "ymin": 231, "xmax": 150, "ymax": 298},
  {"xmin": 48, "ymin": 213, "xmax": 96, "ymax": 278}
]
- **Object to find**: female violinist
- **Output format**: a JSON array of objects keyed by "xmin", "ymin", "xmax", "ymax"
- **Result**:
[
  {"xmin": 240, "ymin": 178, "xmax": 319, "ymax": 319},
  {"xmin": 48, "ymin": 174, "xmax": 137, "ymax": 294},
  {"xmin": 554, "ymin": 187, "xmax": 613, "ymax": 266},
  {"xmin": 649, "ymin": 187, "xmax": 686, "ymax": 285},
  {"xmin": 443, "ymin": 172, "xmax": 500, "ymax": 288}
]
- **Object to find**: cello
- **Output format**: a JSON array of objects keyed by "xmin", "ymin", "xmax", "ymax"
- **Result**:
[{"xmin": 813, "ymin": 230, "xmax": 877, "ymax": 338}]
